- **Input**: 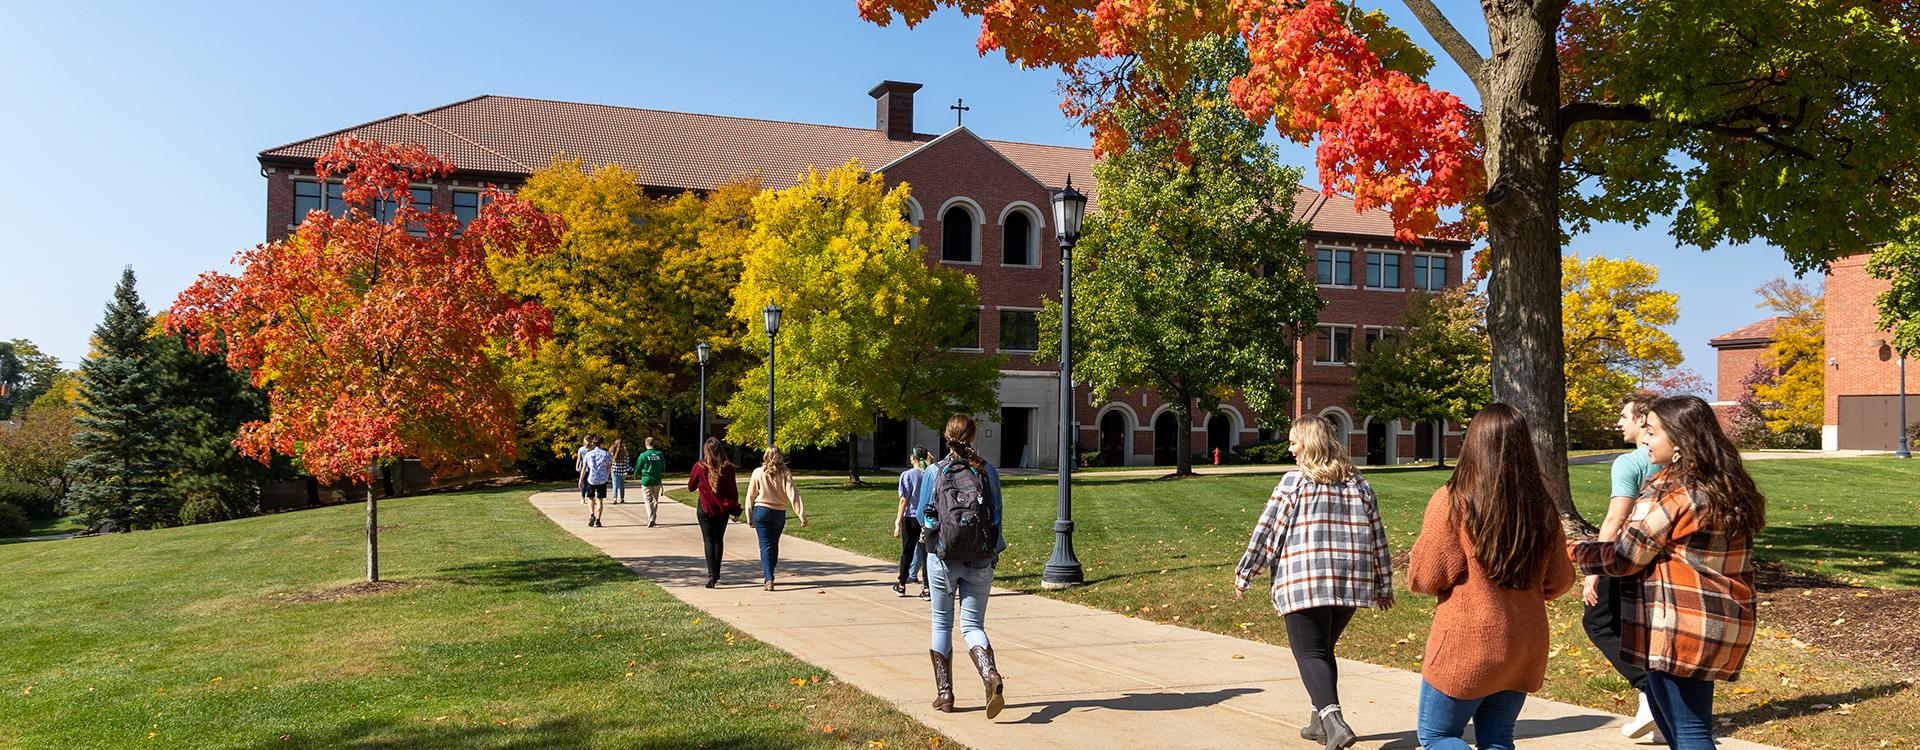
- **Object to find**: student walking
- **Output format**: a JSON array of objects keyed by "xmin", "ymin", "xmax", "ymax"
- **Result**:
[
  {"xmin": 892, "ymin": 446, "xmax": 934, "ymax": 598},
  {"xmin": 634, "ymin": 437, "xmax": 667, "ymax": 527},
  {"xmin": 1409, "ymin": 403, "xmax": 1575, "ymax": 750},
  {"xmin": 921, "ymin": 414, "xmax": 1007, "ymax": 719},
  {"xmin": 687, "ymin": 437, "xmax": 741, "ymax": 588},
  {"xmin": 1573, "ymin": 395, "xmax": 1764, "ymax": 750},
  {"xmin": 1584, "ymin": 394, "xmax": 1662, "ymax": 740},
  {"xmin": 581, "ymin": 436, "xmax": 613, "ymax": 528},
  {"xmin": 746, "ymin": 447, "xmax": 807, "ymax": 590},
  {"xmin": 1232, "ymin": 414, "xmax": 1393, "ymax": 750},
  {"xmin": 609, "ymin": 439, "xmax": 631, "ymax": 505},
  {"xmin": 575, "ymin": 435, "xmax": 592, "ymax": 504}
]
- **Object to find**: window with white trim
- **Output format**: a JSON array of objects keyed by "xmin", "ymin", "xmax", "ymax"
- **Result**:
[
  {"xmin": 293, "ymin": 179, "xmax": 346, "ymax": 220},
  {"xmin": 941, "ymin": 206, "xmax": 976, "ymax": 263},
  {"xmin": 1315, "ymin": 325, "xmax": 1353, "ymax": 364},
  {"xmin": 1316, "ymin": 248, "xmax": 1352, "ymax": 286},
  {"xmin": 1413, "ymin": 254, "xmax": 1449, "ymax": 291},
  {"xmin": 999, "ymin": 309, "xmax": 1039, "ymax": 352},
  {"xmin": 1003, "ymin": 210, "xmax": 1034, "ymax": 266},
  {"xmin": 1365, "ymin": 252, "xmax": 1401, "ymax": 289},
  {"xmin": 452, "ymin": 190, "xmax": 492, "ymax": 228},
  {"xmin": 943, "ymin": 308, "xmax": 982, "ymax": 350}
]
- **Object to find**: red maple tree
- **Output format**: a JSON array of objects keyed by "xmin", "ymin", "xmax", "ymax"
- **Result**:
[{"xmin": 169, "ymin": 137, "xmax": 563, "ymax": 581}]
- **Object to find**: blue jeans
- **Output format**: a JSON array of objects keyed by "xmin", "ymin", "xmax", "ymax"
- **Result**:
[
  {"xmin": 751, "ymin": 507, "xmax": 787, "ymax": 582},
  {"xmin": 927, "ymin": 554, "xmax": 993, "ymax": 657},
  {"xmin": 1417, "ymin": 680, "xmax": 1527, "ymax": 750},
  {"xmin": 610, "ymin": 473, "xmax": 626, "ymax": 502},
  {"xmin": 1644, "ymin": 671, "xmax": 1716, "ymax": 750}
]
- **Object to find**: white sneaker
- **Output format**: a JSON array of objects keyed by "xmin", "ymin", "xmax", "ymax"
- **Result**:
[{"xmin": 1622, "ymin": 692, "xmax": 1657, "ymax": 739}]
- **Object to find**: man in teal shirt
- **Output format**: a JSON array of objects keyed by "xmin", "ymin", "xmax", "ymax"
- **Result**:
[
  {"xmin": 1583, "ymin": 394, "xmax": 1663, "ymax": 741},
  {"xmin": 634, "ymin": 437, "xmax": 667, "ymax": 528}
]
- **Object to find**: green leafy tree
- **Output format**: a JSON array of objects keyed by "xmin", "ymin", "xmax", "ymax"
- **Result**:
[
  {"xmin": 67, "ymin": 268, "xmax": 175, "ymax": 528},
  {"xmin": 1869, "ymin": 218, "xmax": 1920, "ymax": 358},
  {"xmin": 0, "ymin": 339, "xmax": 62, "ymax": 421},
  {"xmin": 1038, "ymin": 38, "xmax": 1319, "ymax": 477},
  {"xmin": 0, "ymin": 401, "xmax": 80, "ymax": 498},
  {"xmin": 1561, "ymin": 255, "xmax": 1682, "ymax": 446},
  {"xmin": 719, "ymin": 161, "xmax": 1000, "ymax": 485},
  {"xmin": 149, "ymin": 328, "xmax": 291, "ymax": 525},
  {"xmin": 1348, "ymin": 287, "xmax": 1490, "ymax": 466}
]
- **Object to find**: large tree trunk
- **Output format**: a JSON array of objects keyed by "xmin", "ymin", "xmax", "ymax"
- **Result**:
[
  {"xmin": 1173, "ymin": 400, "xmax": 1194, "ymax": 476},
  {"xmin": 845, "ymin": 432, "xmax": 864, "ymax": 487},
  {"xmin": 366, "ymin": 484, "xmax": 379, "ymax": 583},
  {"xmin": 1480, "ymin": 2, "xmax": 1592, "ymax": 532}
]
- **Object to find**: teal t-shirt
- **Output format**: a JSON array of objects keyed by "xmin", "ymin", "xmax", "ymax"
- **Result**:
[{"xmin": 1609, "ymin": 445, "xmax": 1662, "ymax": 499}]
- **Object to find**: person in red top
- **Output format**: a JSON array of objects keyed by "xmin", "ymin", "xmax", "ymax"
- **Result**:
[
  {"xmin": 686, "ymin": 437, "xmax": 741, "ymax": 589},
  {"xmin": 1409, "ymin": 403, "xmax": 1575, "ymax": 750},
  {"xmin": 1573, "ymin": 396, "xmax": 1763, "ymax": 750}
]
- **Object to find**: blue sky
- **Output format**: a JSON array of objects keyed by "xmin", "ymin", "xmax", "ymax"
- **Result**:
[{"xmin": 0, "ymin": 1, "xmax": 1806, "ymax": 389}]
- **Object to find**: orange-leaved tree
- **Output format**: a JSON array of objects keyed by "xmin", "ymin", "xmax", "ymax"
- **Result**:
[
  {"xmin": 858, "ymin": 0, "xmax": 1920, "ymax": 528},
  {"xmin": 168, "ymin": 137, "xmax": 563, "ymax": 582}
]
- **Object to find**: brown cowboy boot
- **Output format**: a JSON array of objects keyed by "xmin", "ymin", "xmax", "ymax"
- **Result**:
[
  {"xmin": 968, "ymin": 645, "xmax": 1005, "ymax": 719},
  {"xmin": 929, "ymin": 650, "xmax": 954, "ymax": 712}
]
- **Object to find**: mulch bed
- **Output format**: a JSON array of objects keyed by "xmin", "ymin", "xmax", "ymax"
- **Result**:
[
  {"xmin": 1754, "ymin": 563, "xmax": 1920, "ymax": 675},
  {"xmin": 276, "ymin": 580, "xmax": 417, "ymax": 604}
]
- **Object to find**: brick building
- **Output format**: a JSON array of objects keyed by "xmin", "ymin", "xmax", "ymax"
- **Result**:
[
  {"xmin": 1706, "ymin": 317, "xmax": 1781, "ymax": 429},
  {"xmin": 257, "ymin": 82, "xmax": 1468, "ymax": 467},
  {"xmin": 1711, "ymin": 256, "xmax": 1917, "ymax": 450}
]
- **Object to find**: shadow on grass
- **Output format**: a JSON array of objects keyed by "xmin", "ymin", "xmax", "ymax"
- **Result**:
[
  {"xmin": 1003, "ymin": 687, "xmax": 1261, "ymax": 724},
  {"xmin": 242, "ymin": 714, "xmax": 825, "ymax": 750},
  {"xmin": 1717, "ymin": 680, "xmax": 1915, "ymax": 731},
  {"xmin": 434, "ymin": 556, "xmax": 630, "ymax": 594},
  {"xmin": 1364, "ymin": 713, "xmax": 1614, "ymax": 749},
  {"xmin": 1755, "ymin": 524, "xmax": 1920, "ymax": 588}
]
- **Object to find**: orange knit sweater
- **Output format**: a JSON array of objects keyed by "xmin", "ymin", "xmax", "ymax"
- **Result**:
[{"xmin": 1408, "ymin": 487, "xmax": 1575, "ymax": 699}]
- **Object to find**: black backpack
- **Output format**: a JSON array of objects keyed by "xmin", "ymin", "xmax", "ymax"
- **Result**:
[{"xmin": 929, "ymin": 458, "xmax": 998, "ymax": 563}]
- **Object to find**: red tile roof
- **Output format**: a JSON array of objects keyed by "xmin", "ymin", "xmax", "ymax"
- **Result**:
[
  {"xmin": 260, "ymin": 94, "xmax": 1431, "ymax": 241},
  {"xmin": 1709, "ymin": 316, "xmax": 1785, "ymax": 346}
]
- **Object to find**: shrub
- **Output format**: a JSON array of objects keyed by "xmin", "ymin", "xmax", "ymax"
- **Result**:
[
  {"xmin": 1079, "ymin": 450, "xmax": 1104, "ymax": 468},
  {"xmin": 0, "ymin": 482, "xmax": 58, "ymax": 521},
  {"xmin": 1236, "ymin": 441, "xmax": 1294, "ymax": 465},
  {"xmin": 0, "ymin": 502, "xmax": 29, "ymax": 537}
]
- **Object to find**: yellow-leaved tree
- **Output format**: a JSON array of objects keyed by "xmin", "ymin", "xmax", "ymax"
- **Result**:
[
  {"xmin": 1561, "ymin": 254, "xmax": 1682, "ymax": 445},
  {"xmin": 719, "ymin": 161, "xmax": 1000, "ymax": 485},
  {"xmin": 497, "ymin": 160, "xmax": 757, "ymax": 459},
  {"xmin": 1751, "ymin": 278, "xmax": 1825, "ymax": 435}
]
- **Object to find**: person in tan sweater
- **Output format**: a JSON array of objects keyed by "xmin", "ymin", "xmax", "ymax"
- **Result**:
[
  {"xmin": 746, "ymin": 446, "xmax": 807, "ymax": 591},
  {"xmin": 1409, "ymin": 404, "xmax": 1575, "ymax": 750}
]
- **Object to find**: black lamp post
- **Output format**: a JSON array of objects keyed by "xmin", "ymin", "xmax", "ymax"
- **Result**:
[
  {"xmin": 764, "ymin": 303, "xmax": 783, "ymax": 449},
  {"xmin": 1879, "ymin": 338, "xmax": 1912, "ymax": 459},
  {"xmin": 1043, "ymin": 176, "xmax": 1088, "ymax": 590},
  {"xmin": 696, "ymin": 342, "xmax": 711, "ymax": 450}
]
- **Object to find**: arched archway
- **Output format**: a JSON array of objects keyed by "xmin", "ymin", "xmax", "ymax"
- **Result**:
[
  {"xmin": 1153, "ymin": 411, "xmax": 1179, "ymax": 466},
  {"xmin": 1206, "ymin": 413, "xmax": 1232, "ymax": 457},
  {"xmin": 1099, "ymin": 410, "xmax": 1129, "ymax": 467}
]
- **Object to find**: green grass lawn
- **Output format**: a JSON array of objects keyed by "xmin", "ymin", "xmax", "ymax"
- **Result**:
[
  {"xmin": 780, "ymin": 457, "xmax": 1920, "ymax": 750},
  {"xmin": 0, "ymin": 486, "xmax": 961, "ymax": 750}
]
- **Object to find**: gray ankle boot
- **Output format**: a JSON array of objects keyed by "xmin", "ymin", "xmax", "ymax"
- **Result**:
[
  {"xmin": 1300, "ymin": 709, "xmax": 1326, "ymax": 741},
  {"xmin": 1320, "ymin": 704, "xmax": 1357, "ymax": 750}
]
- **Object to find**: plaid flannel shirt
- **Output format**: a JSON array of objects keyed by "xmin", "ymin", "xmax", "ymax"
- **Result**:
[
  {"xmin": 1234, "ymin": 471, "xmax": 1394, "ymax": 615},
  {"xmin": 1572, "ymin": 470, "xmax": 1757, "ymax": 682}
]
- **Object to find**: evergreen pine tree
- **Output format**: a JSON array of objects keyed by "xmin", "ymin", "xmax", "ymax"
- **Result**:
[
  {"xmin": 150, "ymin": 330, "xmax": 288, "ymax": 524},
  {"xmin": 67, "ymin": 267, "xmax": 175, "ymax": 528}
]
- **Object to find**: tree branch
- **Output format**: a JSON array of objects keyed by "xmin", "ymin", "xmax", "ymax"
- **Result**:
[
  {"xmin": 1558, "ymin": 102, "xmax": 1819, "ymax": 161},
  {"xmin": 1400, "ymin": 0, "xmax": 1485, "ymax": 91}
]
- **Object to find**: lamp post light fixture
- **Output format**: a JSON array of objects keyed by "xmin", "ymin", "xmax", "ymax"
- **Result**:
[
  {"xmin": 696, "ymin": 342, "xmax": 711, "ymax": 450},
  {"xmin": 1877, "ymin": 338, "xmax": 1912, "ymax": 459},
  {"xmin": 1043, "ymin": 175, "xmax": 1088, "ymax": 591},
  {"xmin": 764, "ymin": 303, "xmax": 783, "ymax": 449}
]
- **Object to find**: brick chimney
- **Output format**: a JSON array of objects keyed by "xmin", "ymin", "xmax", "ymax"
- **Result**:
[{"xmin": 869, "ymin": 81, "xmax": 923, "ymax": 141}]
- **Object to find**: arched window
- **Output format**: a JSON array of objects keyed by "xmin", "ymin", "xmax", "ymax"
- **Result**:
[
  {"xmin": 1003, "ymin": 211, "xmax": 1033, "ymax": 266},
  {"xmin": 902, "ymin": 197, "xmax": 923, "ymax": 250},
  {"xmin": 941, "ymin": 205, "xmax": 976, "ymax": 263}
]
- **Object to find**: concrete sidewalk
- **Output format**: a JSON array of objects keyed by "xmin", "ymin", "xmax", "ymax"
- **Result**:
[{"xmin": 532, "ymin": 490, "xmax": 1779, "ymax": 750}]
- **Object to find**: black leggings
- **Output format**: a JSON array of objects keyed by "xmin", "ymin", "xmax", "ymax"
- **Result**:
[
  {"xmin": 696, "ymin": 511, "xmax": 728, "ymax": 581},
  {"xmin": 1582, "ymin": 574, "xmax": 1648, "ymax": 689},
  {"xmin": 1285, "ymin": 605, "xmax": 1356, "ymax": 710},
  {"xmin": 897, "ymin": 515, "xmax": 925, "ymax": 584}
]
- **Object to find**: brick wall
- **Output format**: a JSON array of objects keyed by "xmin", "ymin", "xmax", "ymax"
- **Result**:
[
  {"xmin": 1823, "ymin": 254, "xmax": 1907, "ymax": 449},
  {"xmin": 1712, "ymin": 343, "xmax": 1769, "ymax": 403}
]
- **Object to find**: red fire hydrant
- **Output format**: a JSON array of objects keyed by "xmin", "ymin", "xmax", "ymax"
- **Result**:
[{"xmin": 1212, "ymin": 447, "xmax": 1222, "ymax": 465}]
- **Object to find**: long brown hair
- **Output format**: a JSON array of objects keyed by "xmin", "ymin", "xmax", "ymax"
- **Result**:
[
  {"xmin": 1444, "ymin": 403, "xmax": 1561, "ymax": 590},
  {"xmin": 701, "ymin": 437, "xmax": 733, "ymax": 492},
  {"xmin": 1649, "ymin": 395, "xmax": 1766, "ymax": 539},
  {"xmin": 610, "ymin": 439, "xmax": 627, "ymax": 463},
  {"xmin": 944, "ymin": 414, "xmax": 985, "ymax": 470},
  {"xmin": 1289, "ymin": 415, "xmax": 1357, "ymax": 485}
]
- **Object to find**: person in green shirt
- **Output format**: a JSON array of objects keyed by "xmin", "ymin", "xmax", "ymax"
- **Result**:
[
  {"xmin": 1583, "ymin": 394, "xmax": 1664, "ymax": 742},
  {"xmin": 634, "ymin": 436, "xmax": 667, "ymax": 528}
]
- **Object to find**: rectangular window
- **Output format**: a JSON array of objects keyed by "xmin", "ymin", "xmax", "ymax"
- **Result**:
[
  {"xmin": 1316, "ymin": 325, "xmax": 1352, "ymax": 364},
  {"xmin": 293, "ymin": 179, "xmax": 348, "ymax": 221},
  {"xmin": 1366, "ymin": 252, "xmax": 1401, "ymax": 289},
  {"xmin": 1414, "ymin": 255, "xmax": 1449, "ymax": 291},
  {"xmin": 1316, "ymin": 248, "xmax": 1352, "ymax": 286},
  {"xmin": 1363, "ymin": 327, "xmax": 1394, "ymax": 352},
  {"xmin": 453, "ymin": 190, "xmax": 483, "ymax": 227},
  {"xmin": 944, "ymin": 309, "xmax": 982, "ymax": 350},
  {"xmin": 999, "ymin": 309, "xmax": 1039, "ymax": 352}
]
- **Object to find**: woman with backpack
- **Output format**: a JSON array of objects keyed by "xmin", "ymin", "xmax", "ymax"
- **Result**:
[
  {"xmin": 1232, "ymin": 414, "xmax": 1394, "ymax": 750},
  {"xmin": 746, "ymin": 446, "xmax": 807, "ymax": 591},
  {"xmin": 1572, "ymin": 395, "xmax": 1764, "ymax": 750},
  {"xmin": 1409, "ymin": 403, "xmax": 1575, "ymax": 750},
  {"xmin": 920, "ymin": 414, "xmax": 1007, "ymax": 720},
  {"xmin": 686, "ymin": 437, "xmax": 741, "ymax": 589}
]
